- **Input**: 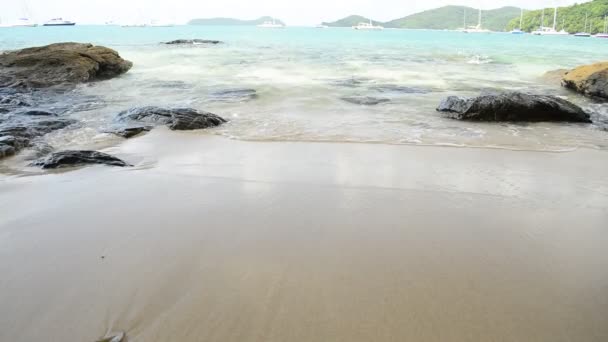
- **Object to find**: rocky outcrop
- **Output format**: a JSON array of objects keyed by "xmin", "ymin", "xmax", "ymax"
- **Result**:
[
  {"xmin": 341, "ymin": 96, "xmax": 390, "ymax": 106},
  {"xmin": 116, "ymin": 106, "xmax": 227, "ymax": 130},
  {"xmin": 30, "ymin": 150, "xmax": 131, "ymax": 169},
  {"xmin": 0, "ymin": 43, "xmax": 132, "ymax": 89},
  {"xmin": 163, "ymin": 39, "xmax": 222, "ymax": 45},
  {"xmin": 562, "ymin": 62, "xmax": 608, "ymax": 100},
  {"xmin": 436, "ymin": 92, "xmax": 591, "ymax": 122},
  {"xmin": 107, "ymin": 126, "xmax": 152, "ymax": 138}
]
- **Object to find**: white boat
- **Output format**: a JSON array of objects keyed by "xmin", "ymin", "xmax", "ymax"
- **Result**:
[
  {"xmin": 315, "ymin": 24, "xmax": 329, "ymax": 29},
  {"xmin": 462, "ymin": 8, "xmax": 491, "ymax": 33},
  {"xmin": 352, "ymin": 19, "xmax": 383, "ymax": 30},
  {"xmin": 11, "ymin": 18, "xmax": 37, "ymax": 27},
  {"xmin": 574, "ymin": 13, "xmax": 591, "ymax": 37},
  {"xmin": 595, "ymin": 16, "xmax": 608, "ymax": 38},
  {"xmin": 149, "ymin": 20, "xmax": 175, "ymax": 27},
  {"xmin": 532, "ymin": 8, "xmax": 568, "ymax": 35},
  {"xmin": 43, "ymin": 18, "xmax": 75, "ymax": 26},
  {"xmin": 510, "ymin": 8, "xmax": 525, "ymax": 34},
  {"xmin": 257, "ymin": 18, "xmax": 284, "ymax": 28}
]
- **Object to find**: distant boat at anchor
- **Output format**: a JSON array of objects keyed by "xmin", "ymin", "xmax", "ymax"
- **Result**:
[{"xmin": 43, "ymin": 18, "xmax": 76, "ymax": 26}]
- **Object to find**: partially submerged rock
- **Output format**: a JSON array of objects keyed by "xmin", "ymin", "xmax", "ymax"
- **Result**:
[
  {"xmin": 107, "ymin": 126, "xmax": 152, "ymax": 138},
  {"xmin": 163, "ymin": 39, "xmax": 222, "ymax": 45},
  {"xmin": 209, "ymin": 88, "xmax": 258, "ymax": 102},
  {"xmin": 116, "ymin": 106, "xmax": 227, "ymax": 130},
  {"xmin": 30, "ymin": 150, "xmax": 131, "ymax": 169},
  {"xmin": 0, "ymin": 117, "xmax": 76, "ymax": 159},
  {"xmin": 436, "ymin": 92, "xmax": 591, "ymax": 122},
  {"xmin": 0, "ymin": 43, "xmax": 132, "ymax": 89},
  {"xmin": 562, "ymin": 62, "xmax": 608, "ymax": 100},
  {"xmin": 341, "ymin": 96, "xmax": 390, "ymax": 106},
  {"xmin": 371, "ymin": 85, "xmax": 430, "ymax": 94}
]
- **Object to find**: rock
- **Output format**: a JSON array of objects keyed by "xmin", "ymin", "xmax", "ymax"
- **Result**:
[
  {"xmin": 0, "ymin": 117, "xmax": 76, "ymax": 159},
  {"xmin": 18, "ymin": 110, "xmax": 57, "ymax": 116},
  {"xmin": 209, "ymin": 88, "xmax": 257, "ymax": 102},
  {"xmin": 30, "ymin": 150, "xmax": 131, "ymax": 169},
  {"xmin": 542, "ymin": 69, "xmax": 568, "ymax": 85},
  {"xmin": 331, "ymin": 77, "xmax": 373, "ymax": 88},
  {"xmin": 436, "ymin": 92, "xmax": 591, "ymax": 122},
  {"xmin": 163, "ymin": 39, "xmax": 222, "ymax": 45},
  {"xmin": 116, "ymin": 106, "xmax": 227, "ymax": 130},
  {"xmin": 0, "ymin": 43, "xmax": 132, "ymax": 89},
  {"xmin": 0, "ymin": 144, "xmax": 15, "ymax": 158},
  {"xmin": 108, "ymin": 126, "xmax": 151, "ymax": 138},
  {"xmin": 341, "ymin": 96, "xmax": 390, "ymax": 106},
  {"xmin": 562, "ymin": 62, "xmax": 608, "ymax": 99}
]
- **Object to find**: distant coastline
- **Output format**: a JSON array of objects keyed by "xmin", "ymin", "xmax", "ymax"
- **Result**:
[{"xmin": 188, "ymin": 16, "xmax": 285, "ymax": 26}]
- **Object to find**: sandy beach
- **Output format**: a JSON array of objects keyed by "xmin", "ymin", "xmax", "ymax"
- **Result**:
[{"xmin": 1, "ymin": 129, "xmax": 607, "ymax": 341}]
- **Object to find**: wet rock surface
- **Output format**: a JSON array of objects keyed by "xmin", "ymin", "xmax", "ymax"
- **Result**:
[
  {"xmin": 30, "ymin": 150, "xmax": 131, "ymax": 169},
  {"xmin": 562, "ymin": 62, "xmax": 608, "ymax": 100},
  {"xmin": 436, "ymin": 92, "xmax": 591, "ymax": 122},
  {"xmin": 0, "ymin": 43, "xmax": 132, "ymax": 89},
  {"xmin": 107, "ymin": 126, "xmax": 152, "ymax": 138},
  {"xmin": 116, "ymin": 106, "xmax": 227, "ymax": 130},
  {"xmin": 209, "ymin": 88, "xmax": 258, "ymax": 102},
  {"xmin": 163, "ymin": 39, "xmax": 222, "ymax": 45},
  {"xmin": 341, "ymin": 96, "xmax": 390, "ymax": 106}
]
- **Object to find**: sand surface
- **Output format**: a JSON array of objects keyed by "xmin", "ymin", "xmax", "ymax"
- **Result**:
[{"xmin": 1, "ymin": 130, "xmax": 607, "ymax": 341}]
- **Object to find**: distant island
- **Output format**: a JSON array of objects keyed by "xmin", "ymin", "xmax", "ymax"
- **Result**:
[
  {"xmin": 188, "ymin": 16, "xmax": 285, "ymax": 26},
  {"xmin": 507, "ymin": 0, "xmax": 608, "ymax": 34},
  {"xmin": 323, "ymin": 6, "xmax": 520, "ymax": 32}
]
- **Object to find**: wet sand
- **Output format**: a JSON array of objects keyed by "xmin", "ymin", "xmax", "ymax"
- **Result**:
[{"xmin": 1, "ymin": 129, "xmax": 607, "ymax": 341}]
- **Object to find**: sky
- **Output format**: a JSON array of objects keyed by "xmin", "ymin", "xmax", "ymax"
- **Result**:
[{"xmin": 1, "ymin": 0, "xmax": 589, "ymax": 26}]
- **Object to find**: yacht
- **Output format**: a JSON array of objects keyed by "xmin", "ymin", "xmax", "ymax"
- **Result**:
[
  {"xmin": 352, "ymin": 19, "xmax": 383, "ymax": 30},
  {"xmin": 257, "ymin": 18, "xmax": 285, "ymax": 28},
  {"xmin": 574, "ymin": 13, "xmax": 591, "ymax": 37},
  {"xmin": 510, "ymin": 8, "xmax": 525, "ymax": 34},
  {"xmin": 11, "ymin": 18, "xmax": 37, "ymax": 27},
  {"xmin": 594, "ymin": 16, "xmax": 608, "ymax": 38},
  {"xmin": 532, "ymin": 8, "xmax": 568, "ymax": 35},
  {"xmin": 463, "ymin": 8, "xmax": 491, "ymax": 33},
  {"xmin": 43, "ymin": 18, "xmax": 75, "ymax": 26}
]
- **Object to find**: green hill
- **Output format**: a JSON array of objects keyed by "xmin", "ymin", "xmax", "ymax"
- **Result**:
[
  {"xmin": 385, "ymin": 6, "xmax": 521, "ymax": 31},
  {"xmin": 322, "ymin": 15, "xmax": 383, "ymax": 27},
  {"xmin": 188, "ymin": 16, "xmax": 285, "ymax": 26},
  {"xmin": 507, "ymin": 0, "xmax": 608, "ymax": 33}
]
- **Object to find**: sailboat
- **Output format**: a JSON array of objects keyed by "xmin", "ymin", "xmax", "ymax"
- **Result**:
[
  {"xmin": 463, "ymin": 8, "xmax": 491, "ymax": 33},
  {"xmin": 595, "ymin": 16, "xmax": 608, "ymax": 38},
  {"xmin": 352, "ymin": 18, "xmax": 383, "ymax": 30},
  {"xmin": 257, "ymin": 17, "xmax": 285, "ymax": 28},
  {"xmin": 532, "ymin": 7, "xmax": 568, "ymax": 35},
  {"xmin": 574, "ymin": 13, "xmax": 591, "ymax": 37},
  {"xmin": 11, "ymin": 1, "xmax": 37, "ymax": 27},
  {"xmin": 510, "ymin": 8, "xmax": 525, "ymax": 34}
]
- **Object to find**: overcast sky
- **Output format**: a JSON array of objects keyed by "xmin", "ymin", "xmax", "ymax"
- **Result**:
[{"xmin": 2, "ymin": 0, "xmax": 588, "ymax": 25}]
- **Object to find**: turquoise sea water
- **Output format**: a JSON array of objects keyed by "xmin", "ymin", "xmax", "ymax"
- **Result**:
[{"xmin": 1, "ymin": 25, "xmax": 608, "ymax": 151}]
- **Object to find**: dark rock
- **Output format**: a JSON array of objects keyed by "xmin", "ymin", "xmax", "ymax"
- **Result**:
[
  {"xmin": 0, "ymin": 144, "xmax": 15, "ymax": 158},
  {"xmin": 116, "ymin": 106, "xmax": 227, "ymax": 130},
  {"xmin": 331, "ymin": 77, "xmax": 373, "ymax": 88},
  {"xmin": 30, "ymin": 150, "xmax": 131, "ymax": 169},
  {"xmin": 0, "ymin": 117, "xmax": 76, "ymax": 159},
  {"xmin": 436, "ymin": 92, "xmax": 591, "ymax": 122},
  {"xmin": 562, "ymin": 62, "xmax": 608, "ymax": 100},
  {"xmin": 0, "ymin": 43, "xmax": 133, "ymax": 89},
  {"xmin": 341, "ymin": 96, "xmax": 390, "ymax": 106},
  {"xmin": 108, "ymin": 126, "xmax": 152, "ymax": 138},
  {"xmin": 18, "ymin": 110, "xmax": 57, "ymax": 116},
  {"xmin": 163, "ymin": 39, "xmax": 222, "ymax": 45},
  {"xmin": 209, "ymin": 88, "xmax": 257, "ymax": 102}
]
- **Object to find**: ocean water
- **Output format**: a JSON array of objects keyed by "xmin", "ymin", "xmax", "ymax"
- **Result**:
[{"xmin": 1, "ymin": 25, "xmax": 608, "ymax": 151}]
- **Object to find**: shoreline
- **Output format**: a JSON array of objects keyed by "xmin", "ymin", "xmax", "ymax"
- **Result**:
[{"xmin": 1, "ymin": 132, "xmax": 607, "ymax": 341}]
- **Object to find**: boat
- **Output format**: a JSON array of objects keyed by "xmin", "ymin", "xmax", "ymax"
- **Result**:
[
  {"xmin": 595, "ymin": 16, "xmax": 608, "ymax": 38},
  {"xmin": 532, "ymin": 7, "xmax": 568, "ymax": 35},
  {"xmin": 510, "ymin": 8, "xmax": 525, "ymax": 34},
  {"xmin": 352, "ymin": 19, "xmax": 383, "ymax": 30},
  {"xmin": 462, "ymin": 8, "xmax": 491, "ymax": 33},
  {"xmin": 149, "ymin": 20, "xmax": 175, "ymax": 27},
  {"xmin": 43, "ymin": 18, "xmax": 75, "ymax": 26},
  {"xmin": 315, "ymin": 24, "xmax": 329, "ymax": 29},
  {"xmin": 257, "ymin": 18, "xmax": 284, "ymax": 28},
  {"xmin": 11, "ymin": 18, "xmax": 37, "ymax": 27},
  {"xmin": 574, "ymin": 13, "xmax": 591, "ymax": 37}
]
